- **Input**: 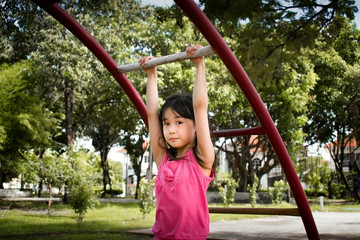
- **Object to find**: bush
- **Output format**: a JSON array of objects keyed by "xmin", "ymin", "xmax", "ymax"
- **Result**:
[
  {"xmin": 217, "ymin": 171, "xmax": 238, "ymax": 206},
  {"xmin": 305, "ymin": 188, "xmax": 328, "ymax": 198},
  {"xmin": 329, "ymin": 183, "xmax": 345, "ymax": 199},
  {"xmin": 269, "ymin": 180, "xmax": 288, "ymax": 204},
  {"xmin": 247, "ymin": 175, "xmax": 259, "ymax": 208},
  {"xmin": 70, "ymin": 181, "xmax": 98, "ymax": 224},
  {"xmin": 138, "ymin": 178, "xmax": 155, "ymax": 219}
]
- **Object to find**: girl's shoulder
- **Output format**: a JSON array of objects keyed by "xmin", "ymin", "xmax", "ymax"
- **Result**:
[{"xmin": 157, "ymin": 150, "xmax": 170, "ymax": 168}]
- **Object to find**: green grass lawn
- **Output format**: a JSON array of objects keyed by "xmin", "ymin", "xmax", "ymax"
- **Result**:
[
  {"xmin": 0, "ymin": 200, "xmax": 359, "ymax": 240},
  {"xmin": 0, "ymin": 201, "xmax": 154, "ymax": 240}
]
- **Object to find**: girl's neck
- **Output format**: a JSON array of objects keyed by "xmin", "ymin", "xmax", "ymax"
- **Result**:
[{"xmin": 176, "ymin": 142, "xmax": 195, "ymax": 158}]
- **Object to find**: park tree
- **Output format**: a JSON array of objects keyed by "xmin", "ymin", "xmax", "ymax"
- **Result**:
[
  {"xmin": 193, "ymin": 0, "xmax": 359, "ymax": 191},
  {"xmin": 28, "ymin": 0, "xmax": 143, "ymax": 148},
  {"xmin": 297, "ymin": 155, "xmax": 333, "ymax": 197},
  {"xmin": 0, "ymin": 0, "xmax": 52, "ymax": 64},
  {"xmin": 29, "ymin": 10, "xmax": 97, "ymax": 201},
  {"xmin": 82, "ymin": 78, "xmax": 140, "ymax": 198},
  {"xmin": 69, "ymin": 148, "xmax": 101, "ymax": 224},
  {"xmin": 72, "ymin": 0, "xmax": 155, "ymax": 197},
  {"xmin": 30, "ymin": 13, "xmax": 92, "ymax": 149},
  {"xmin": 1, "ymin": 1, "xmax": 66, "ymax": 189},
  {"xmin": 0, "ymin": 60, "xmax": 61, "ymax": 188},
  {"xmin": 304, "ymin": 17, "xmax": 360, "ymax": 200},
  {"xmin": 1, "ymin": 0, "xmax": 130, "ymax": 147},
  {"xmin": 1, "ymin": 0, "xmax": 158, "ymax": 198},
  {"xmin": 71, "ymin": 178, "xmax": 97, "ymax": 224},
  {"xmin": 27, "ymin": 0, "xmax": 148, "ymax": 199},
  {"xmin": 22, "ymin": 148, "xmax": 73, "ymax": 215},
  {"xmin": 3, "ymin": 0, "xmax": 359, "ymax": 202}
]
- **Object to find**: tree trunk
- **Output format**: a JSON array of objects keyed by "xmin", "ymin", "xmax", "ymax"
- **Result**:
[
  {"xmin": 101, "ymin": 158, "xmax": 108, "ymax": 198},
  {"xmin": 106, "ymin": 160, "xmax": 113, "ymax": 197},
  {"xmin": 134, "ymin": 154, "xmax": 144, "ymax": 199},
  {"xmin": 147, "ymin": 147, "xmax": 153, "ymax": 182},
  {"xmin": 48, "ymin": 179, "xmax": 52, "ymax": 216},
  {"xmin": 233, "ymin": 150, "xmax": 247, "ymax": 192},
  {"xmin": 63, "ymin": 87, "xmax": 74, "ymax": 203},
  {"xmin": 0, "ymin": 171, "xmax": 5, "ymax": 189},
  {"xmin": 248, "ymin": 159, "xmax": 254, "ymax": 187},
  {"xmin": 37, "ymin": 179, "xmax": 43, "ymax": 198},
  {"xmin": 232, "ymin": 151, "xmax": 240, "ymax": 189},
  {"xmin": 239, "ymin": 150, "xmax": 250, "ymax": 192},
  {"xmin": 135, "ymin": 165, "xmax": 141, "ymax": 199},
  {"xmin": 101, "ymin": 148, "xmax": 112, "ymax": 198},
  {"xmin": 64, "ymin": 87, "xmax": 74, "ymax": 147},
  {"xmin": 238, "ymin": 163, "xmax": 247, "ymax": 192},
  {"xmin": 334, "ymin": 151, "xmax": 351, "ymax": 196}
]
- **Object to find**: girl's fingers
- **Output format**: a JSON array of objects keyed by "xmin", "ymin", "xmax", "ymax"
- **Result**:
[
  {"xmin": 186, "ymin": 44, "xmax": 203, "ymax": 56},
  {"xmin": 138, "ymin": 56, "xmax": 155, "ymax": 66}
]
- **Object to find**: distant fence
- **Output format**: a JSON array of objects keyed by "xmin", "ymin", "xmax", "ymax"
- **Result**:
[{"xmin": 0, "ymin": 189, "xmax": 30, "ymax": 198}]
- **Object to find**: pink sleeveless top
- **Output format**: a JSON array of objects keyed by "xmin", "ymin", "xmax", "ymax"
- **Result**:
[{"xmin": 152, "ymin": 149, "xmax": 214, "ymax": 240}]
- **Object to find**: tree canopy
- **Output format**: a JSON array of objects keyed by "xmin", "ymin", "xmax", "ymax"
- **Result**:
[{"xmin": 0, "ymin": 0, "xmax": 359, "ymax": 200}]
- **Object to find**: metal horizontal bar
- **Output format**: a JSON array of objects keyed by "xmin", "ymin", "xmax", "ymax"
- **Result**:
[
  {"xmin": 117, "ymin": 46, "xmax": 216, "ymax": 73},
  {"xmin": 212, "ymin": 126, "xmax": 265, "ymax": 138},
  {"xmin": 209, "ymin": 207, "xmax": 300, "ymax": 216}
]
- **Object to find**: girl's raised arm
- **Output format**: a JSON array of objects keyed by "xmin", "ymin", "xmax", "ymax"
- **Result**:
[
  {"xmin": 186, "ymin": 45, "xmax": 215, "ymax": 175},
  {"xmin": 139, "ymin": 57, "xmax": 165, "ymax": 168}
]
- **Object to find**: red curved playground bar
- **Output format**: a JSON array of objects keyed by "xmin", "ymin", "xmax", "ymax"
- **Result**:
[{"xmin": 174, "ymin": 0, "xmax": 319, "ymax": 239}]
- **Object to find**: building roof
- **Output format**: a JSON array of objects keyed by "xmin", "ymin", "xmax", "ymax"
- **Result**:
[
  {"xmin": 117, "ymin": 148, "xmax": 127, "ymax": 153},
  {"xmin": 324, "ymin": 137, "xmax": 358, "ymax": 148}
]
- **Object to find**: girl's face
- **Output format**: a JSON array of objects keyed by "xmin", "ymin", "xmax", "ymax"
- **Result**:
[{"xmin": 162, "ymin": 108, "xmax": 196, "ymax": 153}]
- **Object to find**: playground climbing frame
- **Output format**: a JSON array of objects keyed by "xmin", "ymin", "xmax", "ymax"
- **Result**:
[{"xmin": 31, "ymin": 0, "xmax": 320, "ymax": 239}]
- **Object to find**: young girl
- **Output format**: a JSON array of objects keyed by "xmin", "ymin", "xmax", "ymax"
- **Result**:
[{"xmin": 139, "ymin": 44, "xmax": 215, "ymax": 240}]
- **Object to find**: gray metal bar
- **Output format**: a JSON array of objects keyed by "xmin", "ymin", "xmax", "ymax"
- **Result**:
[{"xmin": 117, "ymin": 46, "xmax": 215, "ymax": 73}]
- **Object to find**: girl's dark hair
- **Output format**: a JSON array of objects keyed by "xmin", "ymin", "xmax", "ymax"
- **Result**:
[
  {"xmin": 159, "ymin": 93, "xmax": 211, "ymax": 170},
  {"xmin": 159, "ymin": 93, "xmax": 194, "ymax": 124}
]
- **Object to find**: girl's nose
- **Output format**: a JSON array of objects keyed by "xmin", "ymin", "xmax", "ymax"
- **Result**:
[{"xmin": 169, "ymin": 127, "xmax": 175, "ymax": 134}]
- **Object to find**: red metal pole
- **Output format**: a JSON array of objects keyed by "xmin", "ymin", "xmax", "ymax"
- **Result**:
[
  {"xmin": 31, "ymin": 0, "xmax": 148, "ymax": 127},
  {"xmin": 174, "ymin": 0, "xmax": 319, "ymax": 239},
  {"xmin": 211, "ymin": 126, "xmax": 265, "ymax": 138},
  {"xmin": 32, "ymin": 0, "xmax": 319, "ymax": 237}
]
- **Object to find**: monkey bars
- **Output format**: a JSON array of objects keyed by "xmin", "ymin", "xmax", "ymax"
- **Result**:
[
  {"xmin": 118, "ymin": 46, "xmax": 215, "ymax": 73},
  {"xmin": 31, "ymin": 0, "xmax": 319, "ymax": 239}
]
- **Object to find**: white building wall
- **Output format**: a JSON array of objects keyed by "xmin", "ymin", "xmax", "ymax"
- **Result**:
[{"xmin": 217, "ymin": 150, "xmax": 228, "ymax": 172}]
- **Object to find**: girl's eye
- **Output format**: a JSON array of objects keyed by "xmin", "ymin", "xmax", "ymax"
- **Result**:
[
  {"xmin": 163, "ymin": 122, "xmax": 169, "ymax": 126},
  {"xmin": 176, "ymin": 121, "xmax": 183, "ymax": 125}
]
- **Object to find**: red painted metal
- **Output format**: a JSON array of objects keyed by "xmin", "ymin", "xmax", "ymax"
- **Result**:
[
  {"xmin": 32, "ymin": 0, "xmax": 319, "ymax": 238},
  {"xmin": 212, "ymin": 126, "xmax": 264, "ymax": 138},
  {"xmin": 31, "ymin": 0, "xmax": 148, "ymax": 127},
  {"xmin": 173, "ymin": 0, "xmax": 319, "ymax": 239}
]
